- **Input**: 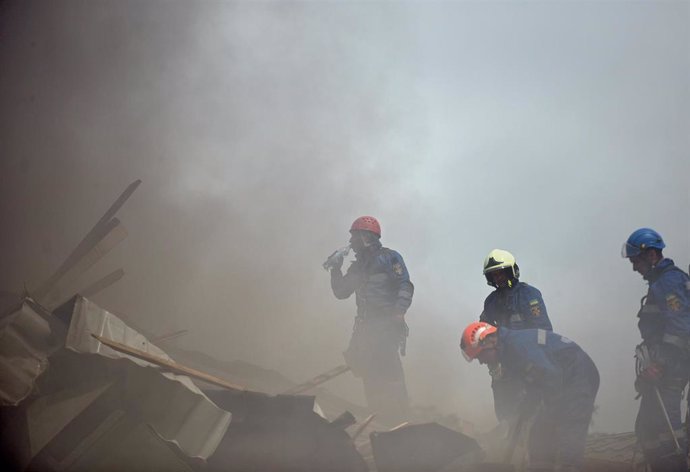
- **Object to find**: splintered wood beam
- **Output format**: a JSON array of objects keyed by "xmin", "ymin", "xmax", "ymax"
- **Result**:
[
  {"xmin": 47, "ymin": 268, "xmax": 126, "ymax": 311},
  {"xmin": 79, "ymin": 269, "xmax": 125, "ymax": 298},
  {"xmin": 282, "ymin": 364, "xmax": 351, "ymax": 395},
  {"xmin": 42, "ymin": 220, "xmax": 128, "ymax": 306},
  {"xmin": 34, "ymin": 179, "xmax": 141, "ymax": 300},
  {"xmin": 59, "ymin": 220, "xmax": 127, "ymax": 281},
  {"xmin": 94, "ymin": 179, "xmax": 141, "ymax": 229},
  {"xmin": 91, "ymin": 333, "xmax": 246, "ymax": 392}
]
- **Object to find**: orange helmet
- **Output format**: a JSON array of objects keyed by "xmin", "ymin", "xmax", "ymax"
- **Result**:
[
  {"xmin": 460, "ymin": 321, "xmax": 498, "ymax": 362},
  {"xmin": 350, "ymin": 216, "xmax": 381, "ymax": 237}
]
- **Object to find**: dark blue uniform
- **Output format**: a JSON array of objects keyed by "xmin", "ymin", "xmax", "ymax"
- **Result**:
[
  {"xmin": 495, "ymin": 328, "xmax": 599, "ymax": 471},
  {"xmin": 331, "ymin": 240, "xmax": 413, "ymax": 422},
  {"xmin": 480, "ymin": 282, "xmax": 552, "ymax": 331},
  {"xmin": 634, "ymin": 258, "xmax": 690, "ymax": 471},
  {"xmin": 481, "ymin": 282, "xmax": 552, "ymax": 420}
]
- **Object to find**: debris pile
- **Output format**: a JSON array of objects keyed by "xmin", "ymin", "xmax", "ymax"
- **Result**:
[{"xmin": 0, "ymin": 181, "xmax": 643, "ymax": 471}]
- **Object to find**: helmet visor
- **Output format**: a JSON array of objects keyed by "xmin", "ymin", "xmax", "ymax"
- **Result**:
[
  {"xmin": 460, "ymin": 338, "xmax": 475, "ymax": 362},
  {"xmin": 621, "ymin": 242, "xmax": 641, "ymax": 258}
]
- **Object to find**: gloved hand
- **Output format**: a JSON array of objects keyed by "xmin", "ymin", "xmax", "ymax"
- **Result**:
[
  {"xmin": 639, "ymin": 363, "xmax": 664, "ymax": 382},
  {"xmin": 324, "ymin": 252, "xmax": 344, "ymax": 271},
  {"xmin": 635, "ymin": 363, "xmax": 663, "ymax": 393},
  {"xmin": 330, "ymin": 254, "xmax": 344, "ymax": 271},
  {"xmin": 389, "ymin": 312, "xmax": 408, "ymax": 356}
]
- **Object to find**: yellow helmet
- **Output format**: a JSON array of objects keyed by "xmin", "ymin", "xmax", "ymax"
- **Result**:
[{"xmin": 483, "ymin": 249, "xmax": 520, "ymax": 287}]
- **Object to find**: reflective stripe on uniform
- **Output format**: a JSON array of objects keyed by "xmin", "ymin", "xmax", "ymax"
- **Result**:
[
  {"xmin": 537, "ymin": 329, "xmax": 547, "ymax": 345},
  {"xmin": 510, "ymin": 314, "xmax": 522, "ymax": 323},
  {"xmin": 662, "ymin": 333, "xmax": 689, "ymax": 350}
]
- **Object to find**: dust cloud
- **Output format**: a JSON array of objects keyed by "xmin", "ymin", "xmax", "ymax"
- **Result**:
[{"xmin": 1, "ymin": 0, "xmax": 688, "ymax": 433}]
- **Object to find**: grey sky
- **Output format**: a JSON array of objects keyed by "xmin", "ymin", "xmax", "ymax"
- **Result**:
[{"xmin": 1, "ymin": 0, "xmax": 688, "ymax": 432}]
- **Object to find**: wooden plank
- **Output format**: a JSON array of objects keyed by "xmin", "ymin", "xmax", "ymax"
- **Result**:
[
  {"xmin": 93, "ymin": 179, "xmax": 141, "ymax": 229},
  {"xmin": 42, "ymin": 221, "xmax": 128, "ymax": 306},
  {"xmin": 34, "ymin": 179, "xmax": 141, "ymax": 299},
  {"xmin": 91, "ymin": 334, "xmax": 246, "ymax": 392},
  {"xmin": 282, "ymin": 364, "xmax": 351, "ymax": 395},
  {"xmin": 46, "ymin": 268, "xmax": 126, "ymax": 311},
  {"xmin": 79, "ymin": 269, "xmax": 125, "ymax": 298}
]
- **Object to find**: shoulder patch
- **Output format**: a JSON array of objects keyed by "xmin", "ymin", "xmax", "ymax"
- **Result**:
[
  {"xmin": 529, "ymin": 299, "xmax": 541, "ymax": 317},
  {"xmin": 666, "ymin": 294, "xmax": 682, "ymax": 312},
  {"xmin": 392, "ymin": 262, "xmax": 404, "ymax": 276}
]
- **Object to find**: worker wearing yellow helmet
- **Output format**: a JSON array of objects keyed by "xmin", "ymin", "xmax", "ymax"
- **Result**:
[
  {"xmin": 480, "ymin": 249, "xmax": 552, "ymax": 331},
  {"xmin": 479, "ymin": 249, "xmax": 553, "ymax": 422}
]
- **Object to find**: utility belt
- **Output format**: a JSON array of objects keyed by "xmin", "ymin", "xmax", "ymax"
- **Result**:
[
  {"xmin": 661, "ymin": 333, "xmax": 690, "ymax": 354},
  {"xmin": 357, "ymin": 306, "xmax": 399, "ymax": 319}
]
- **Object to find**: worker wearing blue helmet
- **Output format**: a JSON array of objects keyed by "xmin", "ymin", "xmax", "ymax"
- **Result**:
[{"xmin": 622, "ymin": 227, "xmax": 690, "ymax": 471}]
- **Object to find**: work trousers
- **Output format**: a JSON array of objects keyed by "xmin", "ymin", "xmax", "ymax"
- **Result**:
[
  {"xmin": 527, "ymin": 350, "xmax": 600, "ymax": 472},
  {"xmin": 343, "ymin": 316, "xmax": 408, "ymax": 424},
  {"xmin": 635, "ymin": 355, "xmax": 689, "ymax": 472},
  {"xmin": 492, "ymin": 375, "xmax": 527, "ymax": 421}
]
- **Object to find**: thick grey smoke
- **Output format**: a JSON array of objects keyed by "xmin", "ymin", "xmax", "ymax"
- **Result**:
[{"xmin": 1, "ymin": 0, "xmax": 688, "ymax": 433}]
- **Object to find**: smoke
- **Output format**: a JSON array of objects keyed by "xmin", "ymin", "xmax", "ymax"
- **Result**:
[{"xmin": 1, "ymin": 0, "xmax": 688, "ymax": 433}]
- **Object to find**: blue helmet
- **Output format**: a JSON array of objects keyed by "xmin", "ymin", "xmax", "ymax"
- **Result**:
[{"xmin": 621, "ymin": 227, "xmax": 665, "ymax": 258}]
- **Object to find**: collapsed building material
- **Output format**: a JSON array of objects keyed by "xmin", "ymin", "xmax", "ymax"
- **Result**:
[
  {"xmin": 351, "ymin": 414, "xmax": 376, "ymax": 441},
  {"xmin": 75, "ymin": 268, "xmax": 125, "ymax": 300},
  {"xmin": 583, "ymin": 432, "xmax": 646, "ymax": 471},
  {"xmin": 0, "ymin": 295, "xmax": 372, "ymax": 472},
  {"xmin": 1, "ymin": 296, "xmax": 232, "ymax": 471},
  {"xmin": 282, "ymin": 364, "xmax": 351, "ymax": 395},
  {"xmin": 33, "ymin": 179, "xmax": 140, "ymax": 303},
  {"xmin": 0, "ymin": 298, "xmax": 68, "ymax": 406},
  {"xmin": 161, "ymin": 347, "xmax": 369, "ymax": 420},
  {"xmin": 43, "ymin": 220, "xmax": 128, "ymax": 309},
  {"xmin": 204, "ymin": 390, "xmax": 368, "ymax": 472},
  {"xmin": 91, "ymin": 333, "xmax": 246, "ymax": 392},
  {"xmin": 331, "ymin": 411, "xmax": 357, "ymax": 430},
  {"xmin": 370, "ymin": 422, "xmax": 483, "ymax": 472}
]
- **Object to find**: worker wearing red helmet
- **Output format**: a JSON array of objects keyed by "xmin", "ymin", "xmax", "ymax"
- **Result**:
[
  {"xmin": 328, "ymin": 216, "xmax": 414, "ymax": 423},
  {"xmin": 461, "ymin": 321, "xmax": 599, "ymax": 472}
]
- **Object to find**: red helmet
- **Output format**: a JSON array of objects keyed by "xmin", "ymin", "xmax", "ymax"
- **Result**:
[
  {"xmin": 460, "ymin": 322, "xmax": 497, "ymax": 362},
  {"xmin": 350, "ymin": 216, "xmax": 381, "ymax": 237}
]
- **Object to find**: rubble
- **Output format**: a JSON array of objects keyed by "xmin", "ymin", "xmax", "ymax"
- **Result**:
[
  {"xmin": 0, "ymin": 296, "xmax": 231, "ymax": 471},
  {"xmin": 370, "ymin": 422, "xmax": 482, "ymax": 472},
  {"xmin": 0, "ymin": 180, "xmax": 649, "ymax": 471}
]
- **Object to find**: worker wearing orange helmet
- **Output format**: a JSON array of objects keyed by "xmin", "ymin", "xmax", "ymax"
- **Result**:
[
  {"xmin": 327, "ymin": 216, "xmax": 414, "ymax": 423},
  {"xmin": 461, "ymin": 322, "xmax": 599, "ymax": 472}
]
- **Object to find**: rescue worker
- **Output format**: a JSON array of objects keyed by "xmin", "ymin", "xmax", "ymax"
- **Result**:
[
  {"xmin": 328, "ymin": 216, "xmax": 413, "ymax": 423},
  {"xmin": 480, "ymin": 249, "xmax": 552, "ymax": 420},
  {"xmin": 461, "ymin": 322, "xmax": 599, "ymax": 472},
  {"xmin": 480, "ymin": 249, "xmax": 552, "ymax": 331},
  {"xmin": 622, "ymin": 227, "xmax": 690, "ymax": 471}
]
